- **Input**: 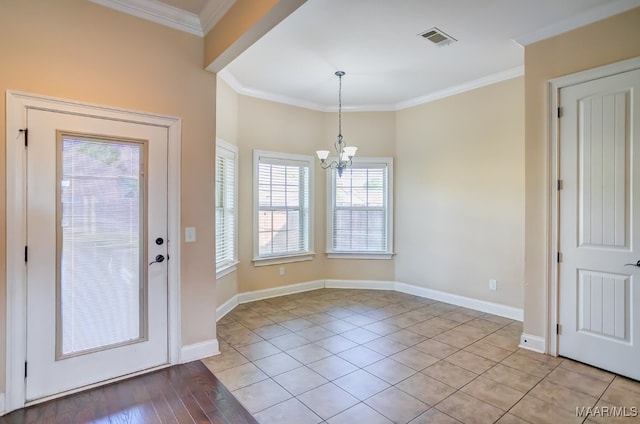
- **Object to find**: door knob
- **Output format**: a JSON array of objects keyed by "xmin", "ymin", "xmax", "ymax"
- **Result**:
[
  {"xmin": 149, "ymin": 254, "xmax": 165, "ymax": 265},
  {"xmin": 624, "ymin": 260, "xmax": 640, "ymax": 267}
]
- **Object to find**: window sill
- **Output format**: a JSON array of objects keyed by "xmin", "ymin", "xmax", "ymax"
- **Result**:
[
  {"xmin": 216, "ymin": 261, "xmax": 239, "ymax": 279},
  {"xmin": 326, "ymin": 252, "xmax": 395, "ymax": 260},
  {"xmin": 253, "ymin": 253, "xmax": 315, "ymax": 267}
]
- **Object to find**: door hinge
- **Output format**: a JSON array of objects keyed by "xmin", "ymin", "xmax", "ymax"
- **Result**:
[
  {"xmin": 24, "ymin": 246, "xmax": 28, "ymax": 262},
  {"xmin": 557, "ymin": 179, "xmax": 563, "ymax": 190},
  {"xmin": 19, "ymin": 128, "xmax": 28, "ymax": 147},
  {"xmin": 556, "ymin": 323, "xmax": 561, "ymax": 335},
  {"xmin": 24, "ymin": 361, "xmax": 27, "ymax": 378},
  {"xmin": 557, "ymin": 252, "xmax": 563, "ymax": 263},
  {"xmin": 557, "ymin": 107, "xmax": 563, "ymax": 118}
]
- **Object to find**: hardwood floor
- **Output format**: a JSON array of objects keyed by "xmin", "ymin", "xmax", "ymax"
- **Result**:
[{"xmin": 0, "ymin": 361, "xmax": 258, "ymax": 424}]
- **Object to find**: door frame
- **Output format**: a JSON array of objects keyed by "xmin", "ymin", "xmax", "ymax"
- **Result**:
[
  {"xmin": 5, "ymin": 91, "xmax": 182, "ymax": 413},
  {"xmin": 547, "ymin": 56, "xmax": 640, "ymax": 357}
]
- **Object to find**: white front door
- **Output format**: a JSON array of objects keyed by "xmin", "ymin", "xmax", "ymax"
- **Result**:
[
  {"xmin": 558, "ymin": 68, "xmax": 640, "ymax": 380},
  {"xmin": 25, "ymin": 108, "xmax": 169, "ymax": 401}
]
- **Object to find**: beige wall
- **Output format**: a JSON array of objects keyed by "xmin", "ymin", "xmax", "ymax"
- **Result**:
[
  {"xmin": 395, "ymin": 77, "xmax": 525, "ymax": 308},
  {"xmin": 523, "ymin": 7, "xmax": 640, "ymax": 337},
  {"xmin": 236, "ymin": 97, "xmax": 325, "ymax": 293},
  {"xmin": 204, "ymin": 0, "xmax": 280, "ymax": 68},
  {"xmin": 219, "ymin": 78, "xmax": 522, "ymax": 307},
  {"xmin": 213, "ymin": 6, "xmax": 640, "ymax": 351},
  {"xmin": 232, "ymin": 96, "xmax": 395, "ymax": 293},
  {"xmin": 320, "ymin": 111, "xmax": 396, "ymax": 282},
  {"xmin": 0, "ymin": 0, "xmax": 218, "ymax": 391},
  {"xmin": 217, "ymin": 78, "xmax": 240, "ymax": 143},
  {"xmin": 215, "ymin": 78, "xmax": 240, "ymax": 308},
  {"xmin": 5, "ymin": 3, "xmax": 632, "ymax": 403},
  {"xmin": 204, "ymin": 0, "xmax": 306, "ymax": 71}
]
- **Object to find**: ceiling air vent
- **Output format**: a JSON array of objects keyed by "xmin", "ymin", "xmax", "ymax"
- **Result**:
[{"xmin": 418, "ymin": 27, "xmax": 457, "ymax": 46}]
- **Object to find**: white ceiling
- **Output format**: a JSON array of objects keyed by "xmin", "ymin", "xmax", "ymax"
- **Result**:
[{"xmin": 94, "ymin": 0, "xmax": 640, "ymax": 111}]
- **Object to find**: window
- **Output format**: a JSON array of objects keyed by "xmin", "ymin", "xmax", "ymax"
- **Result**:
[
  {"xmin": 215, "ymin": 139, "xmax": 238, "ymax": 277},
  {"xmin": 254, "ymin": 150, "xmax": 314, "ymax": 265},
  {"xmin": 327, "ymin": 157, "xmax": 394, "ymax": 258}
]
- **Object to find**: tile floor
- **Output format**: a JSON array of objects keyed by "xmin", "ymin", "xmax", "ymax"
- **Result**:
[{"xmin": 202, "ymin": 289, "xmax": 640, "ymax": 424}]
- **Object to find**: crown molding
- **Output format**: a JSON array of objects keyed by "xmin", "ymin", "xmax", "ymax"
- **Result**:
[
  {"xmin": 200, "ymin": 0, "xmax": 236, "ymax": 34},
  {"xmin": 514, "ymin": 0, "xmax": 640, "ymax": 46},
  {"xmin": 218, "ymin": 69, "xmax": 397, "ymax": 112},
  {"xmin": 220, "ymin": 66, "xmax": 525, "ymax": 112},
  {"xmin": 395, "ymin": 66, "xmax": 524, "ymax": 110},
  {"xmin": 89, "ymin": 0, "xmax": 204, "ymax": 36},
  {"xmin": 218, "ymin": 69, "xmax": 327, "ymax": 111}
]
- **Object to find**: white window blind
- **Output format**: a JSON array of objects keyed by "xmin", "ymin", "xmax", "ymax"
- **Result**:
[
  {"xmin": 60, "ymin": 136, "xmax": 144, "ymax": 355},
  {"xmin": 328, "ymin": 158, "xmax": 393, "ymax": 257},
  {"xmin": 254, "ymin": 151, "xmax": 313, "ymax": 262},
  {"xmin": 215, "ymin": 140, "xmax": 238, "ymax": 273}
]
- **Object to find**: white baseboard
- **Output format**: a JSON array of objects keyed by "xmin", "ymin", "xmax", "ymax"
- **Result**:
[
  {"xmin": 215, "ymin": 279, "xmax": 524, "ymax": 325},
  {"xmin": 216, "ymin": 295, "xmax": 239, "ymax": 321},
  {"xmin": 181, "ymin": 339, "xmax": 220, "ymax": 363},
  {"xmin": 395, "ymin": 282, "xmax": 524, "ymax": 321},
  {"xmin": 237, "ymin": 280, "xmax": 324, "ymax": 304},
  {"xmin": 519, "ymin": 333, "xmax": 546, "ymax": 353},
  {"xmin": 324, "ymin": 279, "xmax": 395, "ymax": 290}
]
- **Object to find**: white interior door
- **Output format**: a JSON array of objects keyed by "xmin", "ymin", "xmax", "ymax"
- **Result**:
[
  {"xmin": 25, "ymin": 108, "xmax": 169, "ymax": 401},
  {"xmin": 558, "ymin": 68, "xmax": 640, "ymax": 380}
]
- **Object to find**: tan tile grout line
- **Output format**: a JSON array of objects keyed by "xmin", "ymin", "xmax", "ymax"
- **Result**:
[
  {"xmin": 215, "ymin": 300, "xmax": 520, "ymax": 422},
  {"xmin": 207, "ymin": 289, "xmax": 634, "ymax": 424},
  {"xmin": 470, "ymin": 350, "xmax": 622, "ymax": 424},
  {"xmin": 214, "ymin": 290, "xmax": 522, "ymax": 422},
  {"xmin": 476, "ymin": 354, "xmax": 559, "ymax": 424},
  {"xmin": 402, "ymin": 319, "xmax": 537, "ymax": 424},
  {"xmin": 389, "ymin": 316, "xmax": 519, "ymax": 423}
]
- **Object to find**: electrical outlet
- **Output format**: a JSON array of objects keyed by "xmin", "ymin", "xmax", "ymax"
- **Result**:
[
  {"xmin": 489, "ymin": 279, "xmax": 497, "ymax": 291},
  {"xmin": 279, "ymin": 267, "xmax": 285, "ymax": 276}
]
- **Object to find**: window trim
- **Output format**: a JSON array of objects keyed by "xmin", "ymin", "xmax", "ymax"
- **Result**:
[
  {"xmin": 326, "ymin": 156, "xmax": 394, "ymax": 259},
  {"xmin": 215, "ymin": 138, "xmax": 239, "ymax": 278},
  {"xmin": 253, "ymin": 149, "xmax": 315, "ymax": 265}
]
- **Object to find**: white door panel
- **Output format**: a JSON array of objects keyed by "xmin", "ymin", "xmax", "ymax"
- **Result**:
[
  {"xmin": 559, "ymin": 68, "xmax": 640, "ymax": 380},
  {"xmin": 26, "ymin": 109, "xmax": 169, "ymax": 401}
]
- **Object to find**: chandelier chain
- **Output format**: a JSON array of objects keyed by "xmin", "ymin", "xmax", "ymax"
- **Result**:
[
  {"xmin": 338, "ymin": 72, "xmax": 342, "ymax": 138},
  {"xmin": 315, "ymin": 70, "xmax": 357, "ymax": 177}
]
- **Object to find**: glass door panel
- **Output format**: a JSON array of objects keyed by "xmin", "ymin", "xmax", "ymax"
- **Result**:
[{"xmin": 57, "ymin": 133, "xmax": 147, "ymax": 357}]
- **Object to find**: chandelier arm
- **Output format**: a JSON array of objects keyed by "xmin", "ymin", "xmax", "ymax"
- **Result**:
[{"xmin": 320, "ymin": 159, "xmax": 338, "ymax": 170}]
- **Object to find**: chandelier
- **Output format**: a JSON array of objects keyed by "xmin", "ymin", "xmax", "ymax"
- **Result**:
[{"xmin": 316, "ymin": 71, "xmax": 357, "ymax": 177}]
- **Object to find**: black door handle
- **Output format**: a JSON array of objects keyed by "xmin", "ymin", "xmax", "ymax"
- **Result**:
[
  {"xmin": 624, "ymin": 260, "xmax": 640, "ymax": 267},
  {"xmin": 149, "ymin": 254, "xmax": 165, "ymax": 266}
]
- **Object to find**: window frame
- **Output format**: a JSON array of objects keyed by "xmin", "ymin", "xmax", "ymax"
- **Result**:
[
  {"xmin": 326, "ymin": 156, "xmax": 394, "ymax": 259},
  {"xmin": 253, "ymin": 149, "xmax": 315, "ymax": 266},
  {"xmin": 215, "ymin": 138, "xmax": 239, "ymax": 278}
]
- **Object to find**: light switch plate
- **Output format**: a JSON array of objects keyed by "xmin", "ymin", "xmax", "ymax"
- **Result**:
[{"xmin": 185, "ymin": 227, "xmax": 196, "ymax": 242}]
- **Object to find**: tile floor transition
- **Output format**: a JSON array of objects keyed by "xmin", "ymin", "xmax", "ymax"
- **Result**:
[{"xmin": 201, "ymin": 288, "xmax": 640, "ymax": 424}]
